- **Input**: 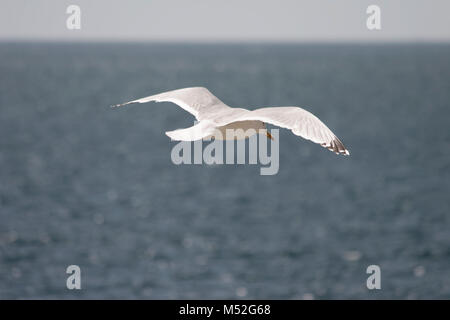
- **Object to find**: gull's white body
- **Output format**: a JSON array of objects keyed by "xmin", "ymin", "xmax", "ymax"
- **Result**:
[{"xmin": 113, "ymin": 87, "xmax": 350, "ymax": 155}]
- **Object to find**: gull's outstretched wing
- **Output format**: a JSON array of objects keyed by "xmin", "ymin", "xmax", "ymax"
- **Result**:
[
  {"xmin": 224, "ymin": 107, "xmax": 350, "ymax": 155},
  {"xmin": 112, "ymin": 87, "xmax": 231, "ymax": 121}
]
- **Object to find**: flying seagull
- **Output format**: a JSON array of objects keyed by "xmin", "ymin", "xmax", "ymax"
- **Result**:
[{"xmin": 112, "ymin": 87, "xmax": 350, "ymax": 155}]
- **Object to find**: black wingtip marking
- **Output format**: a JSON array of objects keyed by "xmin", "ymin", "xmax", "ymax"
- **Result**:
[{"xmin": 321, "ymin": 138, "xmax": 350, "ymax": 156}]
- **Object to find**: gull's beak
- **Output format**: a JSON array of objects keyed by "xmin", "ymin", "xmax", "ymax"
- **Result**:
[{"xmin": 266, "ymin": 131, "xmax": 274, "ymax": 140}]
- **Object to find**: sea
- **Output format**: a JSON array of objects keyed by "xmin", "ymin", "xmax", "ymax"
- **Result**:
[{"xmin": 0, "ymin": 42, "xmax": 449, "ymax": 299}]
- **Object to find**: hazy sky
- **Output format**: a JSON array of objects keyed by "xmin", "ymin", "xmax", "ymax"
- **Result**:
[{"xmin": 1, "ymin": 0, "xmax": 449, "ymax": 42}]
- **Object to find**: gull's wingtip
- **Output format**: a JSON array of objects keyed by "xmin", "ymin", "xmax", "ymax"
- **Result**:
[
  {"xmin": 322, "ymin": 138, "xmax": 350, "ymax": 156},
  {"xmin": 111, "ymin": 100, "xmax": 138, "ymax": 108},
  {"xmin": 110, "ymin": 102, "xmax": 127, "ymax": 109},
  {"xmin": 338, "ymin": 148, "xmax": 350, "ymax": 156}
]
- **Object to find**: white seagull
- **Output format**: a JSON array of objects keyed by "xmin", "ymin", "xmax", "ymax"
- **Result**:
[{"xmin": 112, "ymin": 87, "xmax": 350, "ymax": 155}]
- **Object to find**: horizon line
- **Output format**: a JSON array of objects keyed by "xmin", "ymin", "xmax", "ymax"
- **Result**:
[{"xmin": 1, "ymin": 38, "xmax": 450, "ymax": 45}]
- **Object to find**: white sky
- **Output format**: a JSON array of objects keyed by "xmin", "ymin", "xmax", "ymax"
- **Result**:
[{"xmin": 1, "ymin": 0, "xmax": 449, "ymax": 42}]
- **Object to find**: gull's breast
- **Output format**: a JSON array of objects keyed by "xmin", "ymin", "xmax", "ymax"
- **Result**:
[{"xmin": 209, "ymin": 120, "xmax": 265, "ymax": 140}]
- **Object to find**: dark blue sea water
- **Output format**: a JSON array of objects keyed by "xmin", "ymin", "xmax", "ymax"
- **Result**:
[{"xmin": 0, "ymin": 43, "xmax": 449, "ymax": 299}]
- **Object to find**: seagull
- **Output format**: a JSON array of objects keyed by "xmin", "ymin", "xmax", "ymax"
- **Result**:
[{"xmin": 112, "ymin": 87, "xmax": 350, "ymax": 155}]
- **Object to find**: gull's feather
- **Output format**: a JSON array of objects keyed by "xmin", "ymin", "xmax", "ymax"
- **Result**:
[
  {"xmin": 218, "ymin": 107, "xmax": 350, "ymax": 156},
  {"xmin": 112, "ymin": 87, "xmax": 231, "ymax": 121}
]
